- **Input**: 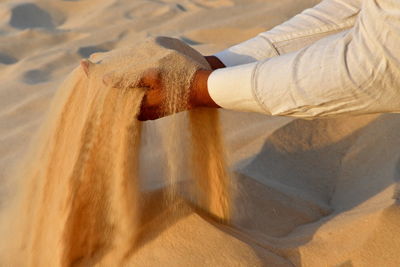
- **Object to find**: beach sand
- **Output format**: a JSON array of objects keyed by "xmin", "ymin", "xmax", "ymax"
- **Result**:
[{"xmin": 0, "ymin": 0, "xmax": 399, "ymax": 266}]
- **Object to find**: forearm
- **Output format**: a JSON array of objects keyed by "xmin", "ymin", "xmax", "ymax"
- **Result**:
[
  {"xmin": 207, "ymin": 0, "xmax": 400, "ymax": 118},
  {"xmin": 214, "ymin": 0, "xmax": 361, "ymax": 67}
]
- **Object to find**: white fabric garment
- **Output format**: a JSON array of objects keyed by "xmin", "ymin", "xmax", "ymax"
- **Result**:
[{"xmin": 208, "ymin": 0, "xmax": 400, "ymax": 118}]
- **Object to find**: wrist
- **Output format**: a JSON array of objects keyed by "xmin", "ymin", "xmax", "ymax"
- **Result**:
[
  {"xmin": 189, "ymin": 70, "xmax": 220, "ymax": 109},
  {"xmin": 204, "ymin": 56, "xmax": 226, "ymax": 70}
]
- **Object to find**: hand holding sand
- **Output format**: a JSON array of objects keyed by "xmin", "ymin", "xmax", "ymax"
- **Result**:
[
  {"xmin": 80, "ymin": 45, "xmax": 225, "ymax": 121},
  {"xmin": 3, "ymin": 36, "xmax": 231, "ymax": 266},
  {"xmin": 85, "ymin": 58, "xmax": 221, "ymax": 120}
]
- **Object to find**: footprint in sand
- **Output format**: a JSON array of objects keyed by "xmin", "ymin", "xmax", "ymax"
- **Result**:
[
  {"xmin": 9, "ymin": 3, "xmax": 55, "ymax": 30},
  {"xmin": 0, "ymin": 53, "xmax": 17, "ymax": 65},
  {"xmin": 22, "ymin": 69, "xmax": 50, "ymax": 85}
]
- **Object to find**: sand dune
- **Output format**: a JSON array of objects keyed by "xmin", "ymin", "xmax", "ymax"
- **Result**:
[{"xmin": 0, "ymin": 0, "xmax": 399, "ymax": 266}]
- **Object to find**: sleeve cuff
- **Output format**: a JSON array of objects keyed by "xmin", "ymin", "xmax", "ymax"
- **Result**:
[{"xmin": 207, "ymin": 62, "xmax": 265, "ymax": 113}]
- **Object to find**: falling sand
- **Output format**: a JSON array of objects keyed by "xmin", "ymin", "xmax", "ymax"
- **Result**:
[{"xmin": 1, "ymin": 37, "xmax": 231, "ymax": 266}]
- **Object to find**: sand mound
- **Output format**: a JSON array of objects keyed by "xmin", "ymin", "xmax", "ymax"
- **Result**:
[{"xmin": 1, "ymin": 0, "xmax": 400, "ymax": 266}]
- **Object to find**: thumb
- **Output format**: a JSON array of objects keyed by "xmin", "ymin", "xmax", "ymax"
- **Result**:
[{"xmin": 80, "ymin": 59, "xmax": 95, "ymax": 77}]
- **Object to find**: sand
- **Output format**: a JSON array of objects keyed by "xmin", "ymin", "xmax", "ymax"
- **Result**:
[
  {"xmin": 0, "ymin": 0, "xmax": 399, "ymax": 266},
  {"xmin": 0, "ymin": 36, "xmax": 231, "ymax": 266}
]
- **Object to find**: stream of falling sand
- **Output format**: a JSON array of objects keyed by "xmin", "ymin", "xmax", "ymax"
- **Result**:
[{"xmin": 2, "ymin": 37, "xmax": 231, "ymax": 266}]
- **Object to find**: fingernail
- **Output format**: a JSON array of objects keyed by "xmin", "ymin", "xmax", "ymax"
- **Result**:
[{"xmin": 80, "ymin": 59, "xmax": 94, "ymax": 77}]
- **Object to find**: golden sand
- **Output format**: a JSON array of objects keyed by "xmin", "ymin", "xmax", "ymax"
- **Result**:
[{"xmin": 3, "ymin": 37, "xmax": 230, "ymax": 266}]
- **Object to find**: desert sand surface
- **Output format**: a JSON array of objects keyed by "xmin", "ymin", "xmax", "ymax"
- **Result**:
[{"xmin": 0, "ymin": 0, "xmax": 399, "ymax": 266}]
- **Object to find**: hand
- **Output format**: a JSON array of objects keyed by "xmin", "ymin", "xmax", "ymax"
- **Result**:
[
  {"xmin": 138, "ymin": 56, "xmax": 224, "ymax": 121},
  {"xmin": 137, "ymin": 68, "xmax": 219, "ymax": 121},
  {"xmin": 81, "ymin": 56, "xmax": 222, "ymax": 122}
]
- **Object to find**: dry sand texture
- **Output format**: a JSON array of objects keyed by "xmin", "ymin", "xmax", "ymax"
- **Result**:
[
  {"xmin": 0, "ymin": 0, "xmax": 400, "ymax": 266},
  {"xmin": 0, "ymin": 36, "xmax": 231, "ymax": 266}
]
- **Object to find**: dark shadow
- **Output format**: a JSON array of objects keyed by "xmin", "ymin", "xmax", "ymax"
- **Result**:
[
  {"xmin": 22, "ymin": 69, "xmax": 51, "ymax": 84},
  {"xmin": 180, "ymin": 36, "xmax": 203, "ymax": 45},
  {"xmin": 176, "ymin": 4, "xmax": 187, "ymax": 12},
  {"xmin": 78, "ymin": 46, "xmax": 109, "ymax": 58},
  {"xmin": 0, "ymin": 53, "xmax": 17, "ymax": 65},
  {"xmin": 393, "ymin": 156, "xmax": 400, "ymax": 201},
  {"xmin": 10, "ymin": 3, "xmax": 55, "ymax": 30}
]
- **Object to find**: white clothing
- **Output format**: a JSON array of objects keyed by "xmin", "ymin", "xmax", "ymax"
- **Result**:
[{"xmin": 208, "ymin": 0, "xmax": 400, "ymax": 118}]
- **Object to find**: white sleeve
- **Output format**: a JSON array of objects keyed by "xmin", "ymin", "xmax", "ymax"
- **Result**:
[
  {"xmin": 215, "ymin": 0, "xmax": 361, "ymax": 66},
  {"xmin": 209, "ymin": 0, "xmax": 400, "ymax": 118}
]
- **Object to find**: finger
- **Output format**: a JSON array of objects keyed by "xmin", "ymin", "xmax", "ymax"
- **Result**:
[
  {"xmin": 80, "ymin": 59, "xmax": 94, "ymax": 77},
  {"xmin": 142, "ymin": 89, "xmax": 163, "ymax": 107},
  {"xmin": 139, "ymin": 69, "xmax": 161, "ymax": 88}
]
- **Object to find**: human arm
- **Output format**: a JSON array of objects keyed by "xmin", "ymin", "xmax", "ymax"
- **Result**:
[
  {"xmin": 137, "ymin": 69, "xmax": 217, "ymax": 121},
  {"xmin": 212, "ymin": 0, "xmax": 361, "ymax": 66},
  {"xmin": 208, "ymin": 0, "xmax": 400, "ymax": 118}
]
